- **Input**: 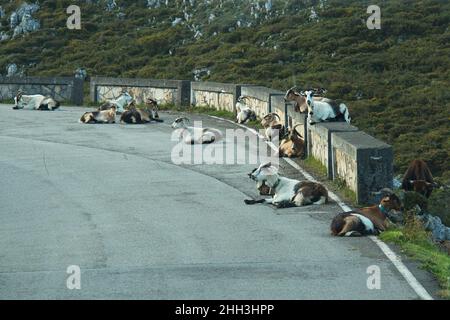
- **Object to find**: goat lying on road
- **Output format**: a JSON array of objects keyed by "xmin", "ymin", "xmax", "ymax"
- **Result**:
[
  {"xmin": 98, "ymin": 90, "xmax": 134, "ymax": 114},
  {"xmin": 330, "ymin": 190, "xmax": 402, "ymax": 237},
  {"xmin": 278, "ymin": 124, "xmax": 305, "ymax": 158},
  {"xmin": 245, "ymin": 162, "xmax": 328, "ymax": 208},
  {"xmin": 79, "ymin": 106, "xmax": 116, "ymax": 124},
  {"xmin": 171, "ymin": 117, "xmax": 223, "ymax": 144},
  {"xmin": 401, "ymin": 159, "xmax": 436, "ymax": 198},
  {"xmin": 236, "ymin": 96, "xmax": 256, "ymax": 124},
  {"xmin": 120, "ymin": 98, "xmax": 163, "ymax": 124},
  {"xmin": 13, "ymin": 90, "xmax": 60, "ymax": 111},
  {"xmin": 261, "ymin": 112, "xmax": 286, "ymax": 141}
]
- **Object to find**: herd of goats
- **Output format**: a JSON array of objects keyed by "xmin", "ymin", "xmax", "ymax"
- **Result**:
[{"xmin": 11, "ymin": 87, "xmax": 437, "ymax": 237}]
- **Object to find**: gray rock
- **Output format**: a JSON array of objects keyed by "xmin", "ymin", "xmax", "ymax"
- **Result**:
[
  {"xmin": 0, "ymin": 31, "xmax": 10, "ymax": 42},
  {"xmin": 13, "ymin": 13, "xmax": 40, "ymax": 38},
  {"xmin": 6, "ymin": 64, "xmax": 18, "ymax": 77},
  {"xmin": 172, "ymin": 17, "xmax": 183, "ymax": 26},
  {"xmin": 105, "ymin": 0, "xmax": 117, "ymax": 11},
  {"xmin": 193, "ymin": 67, "xmax": 211, "ymax": 81},
  {"xmin": 75, "ymin": 68, "xmax": 88, "ymax": 80},
  {"xmin": 10, "ymin": 12, "xmax": 19, "ymax": 29},
  {"xmin": 417, "ymin": 212, "xmax": 450, "ymax": 241},
  {"xmin": 0, "ymin": 6, "xmax": 5, "ymax": 19},
  {"xmin": 147, "ymin": 0, "xmax": 161, "ymax": 9}
]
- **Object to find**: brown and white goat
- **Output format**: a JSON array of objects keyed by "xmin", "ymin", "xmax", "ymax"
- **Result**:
[
  {"xmin": 120, "ymin": 98, "xmax": 163, "ymax": 124},
  {"xmin": 79, "ymin": 106, "xmax": 116, "ymax": 124},
  {"xmin": 245, "ymin": 162, "xmax": 328, "ymax": 208},
  {"xmin": 401, "ymin": 159, "xmax": 436, "ymax": 198},
  {"xmin": 261, "ymin": 112, "xmax": 286, "ymax": 141},
  {"xmin": 330, "ymin": 192, "xmax": 402, "ymax": 237},
  {"xmin": 278, "ymin": 124, "xmax": 305, "ymax": 158}
]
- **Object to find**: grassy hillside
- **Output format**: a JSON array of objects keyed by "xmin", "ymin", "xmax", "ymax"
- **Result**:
[{"xmin": 0, "ymin": 0, "xmax": 449, "ymax": 183}]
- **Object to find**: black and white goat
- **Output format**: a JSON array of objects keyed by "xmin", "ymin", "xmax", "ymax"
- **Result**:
[
  {"xmin": 120, "ymin": 98, "xmax": 163, "ymax": 124},
  {"xmin": 245, "ymin": 162, "xmax": 328, "ymax": 208},
  {"xmin": 13, "ymin": 91, "xmax": 60, "ymax": 111},
  {"xmin": 261, "ymin": 112, "xmax": 286, "ymax": 141},
  {"xmin": 303, "ymin": 89, "xmax": 351, "ymax": 125},
  {"xmin": 235, "ymin": 96, "xmax": 256, "ymax": 124},
  {"xmin": 171, "ymin": 117, "xmax": 223, "ymax": 144}
]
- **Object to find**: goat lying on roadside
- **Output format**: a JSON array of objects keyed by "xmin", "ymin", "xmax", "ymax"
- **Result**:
[
  {"xmin": 13, "ymin": 90, "xmax": 60, "ymax": 111},
  {"xmin": 98, "ymin": 90, "xmax": 134, "ymax": 114},
  {"xmin": 401, "ymin": 159, "xmax": 436, "ymax": 198},
  {"xmin": 171, "ymin": 117, "xmax": 223, "ymax": 144},
  {"xmin": 120, "ymin": 98, "xmax": 163, "ymax": 124},
  {"xmin": 79, "ymin": 106, "xmax": 116, "ymax": 124},
  {"xmin": 244, "ymin": 162, "xmax": 328, "ymax": 208},
  {"xmin": 278, "ymin": 124, "xmax": 305, "ymax": 158},
  {"xmin": 261, "ymin": 112, "xmax": 286, "ymax": 141},
  {"xmin": 284, "ymin": 87, "xmax": 328, "ymax": 113},
  {"xmin": 330, "ymin": 190, "xmax": 402, "ymax": 237},
  {"xmin": 236, "ymin": 96, "xmax": 256, "ymax": 124}
]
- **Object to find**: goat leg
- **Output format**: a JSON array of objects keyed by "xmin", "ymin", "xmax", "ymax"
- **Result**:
[{"xmin": 244, "ymin": 199, "xmax": 267, "ymax": 205}]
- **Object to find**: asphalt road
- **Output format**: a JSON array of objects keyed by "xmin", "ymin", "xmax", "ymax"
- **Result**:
[{"xmin": 0, "ymin": 105, "xmax": 438, "ymax": 299}]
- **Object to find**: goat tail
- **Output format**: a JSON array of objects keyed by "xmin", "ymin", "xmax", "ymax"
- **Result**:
[{"xmin": 340, "ymin": 103, "xmax": 351, "ymax": 123}]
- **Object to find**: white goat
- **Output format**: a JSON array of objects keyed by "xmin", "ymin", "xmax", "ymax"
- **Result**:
[
  {"xmin": 245, "ymin": 162, "xmax": 328, "ymax": 208},
  {"xmin": 98, "ymin": 90, "xmax": 134, "ymax": 113},
  {"xmin": 235, "ymin": 96, "xmax": 256, "ymax": 124},
  {"xmin": 171, "ymin": 117, "xmax": 223, "ymax": 144},
  {"xmin": 13, "ymin": 91, "xmax": 60, "ymax": 111},
  {"xmin": 304, "ymin": 89, "xmax": 351, "ymax": 125}
]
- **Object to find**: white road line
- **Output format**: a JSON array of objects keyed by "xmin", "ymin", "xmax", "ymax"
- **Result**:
[{"xmin": 209, "ymin": 115, "xmax": 434, "ymax": 300}]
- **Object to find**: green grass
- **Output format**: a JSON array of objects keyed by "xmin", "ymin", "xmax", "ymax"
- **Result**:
[
  {"xmin": 330, "ymin": 178, "xmax": 358, "ymax": 205},
  {"xmin": 380, "ymin": 214, "xmax": 450, "ymax": 299},
  {"xmin": 301, "ymin": 156, "xmax": 328, "ymax": 179}
]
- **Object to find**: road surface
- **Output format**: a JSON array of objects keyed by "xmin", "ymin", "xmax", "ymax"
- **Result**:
[{"xmin": 0, "ymin": 105, "xmax": 438, "ymax": 299}]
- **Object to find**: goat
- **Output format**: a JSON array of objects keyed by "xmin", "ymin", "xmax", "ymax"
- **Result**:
[
  {"xmin": 261, "ymin": 112, "xmax": 286, "ymax": 141},
  {"xmin": 284, "ymin": 87, "xmax": 329, "ymax": 113},
  {"xmin": 401, "ymin": 159, "xmax": 436, "ymax": 198},
  {"xmin": 13, "ymin": 90, "xmax": 60, "ymax": 111},
  {"xmin": 97, "ymin": 90, "xmax": 134, "ymax": 114},
  {"xmin": 79, "ymin": 106, "xmax": 116, "ymax": 124},
  {"xmin": 171, "ymin": 117, "xmax": 223, "ymax": 144},
  {"xmin": 331, "ymin": 190, "xmax": 402, "ymax": 237},
  {"xmin": 235, "ymin": 96, "xmax": 256, "ymax": 124},
  {"xmin": 244, "ymin": 162, "xmax": 328, "ymax": 208},
  {"xmin": 278, "ymin": 124, "xmax": 305, "ymax": 158},
  {"xmin": 120, "ymin": 98, "xmax": 163, "ymax": 124},
  {"xmin": 303, "ymin": 89, "xmax": 351, "ymax": 124},
  {"xmin": 249, "ymin": 167, "xmax": 275, "ymax": 196}
]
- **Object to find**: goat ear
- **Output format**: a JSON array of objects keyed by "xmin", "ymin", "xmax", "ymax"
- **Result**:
[{"xmin": 261, "ymin": 162, "xmax": 272, "ymax": 168}]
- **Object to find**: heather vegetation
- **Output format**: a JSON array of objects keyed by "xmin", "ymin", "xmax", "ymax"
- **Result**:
[{"xmin": 0, "ymin": 0, "xmax": 448, "ymax": 184}]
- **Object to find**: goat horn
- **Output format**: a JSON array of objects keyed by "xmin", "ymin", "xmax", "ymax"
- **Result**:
[
  {"xmin": 292, "ymin": 124, "xmax": 304, "ymax": 137},
  {"xmin": 272, "ymin": 113, "xmax": 281, "ymax": 120}
]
